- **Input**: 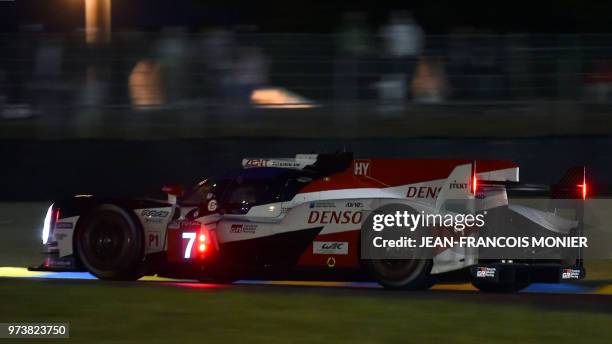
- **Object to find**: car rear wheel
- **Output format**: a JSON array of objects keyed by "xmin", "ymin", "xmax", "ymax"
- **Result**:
[
  {"xmin": 76, "ymin": 204, "xmax": 144, "ymax": 280},
  {"xmin": 363, "ymin": 259, "xmax": 433, "ymax": 290}
]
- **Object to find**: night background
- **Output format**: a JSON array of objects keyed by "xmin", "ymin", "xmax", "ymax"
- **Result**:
[{"xmin": 0, "ymin": 1, "xmax": 611, "ymax": 343}]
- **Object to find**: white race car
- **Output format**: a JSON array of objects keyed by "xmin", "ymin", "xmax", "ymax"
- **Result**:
[{"xmin": 32, "ymin": 152, "xmax": 587, "ymax": 292}]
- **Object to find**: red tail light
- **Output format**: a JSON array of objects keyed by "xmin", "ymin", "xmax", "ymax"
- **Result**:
[
  {"xmin": 578, "ymin": 167, "xmax": 587, "ymax": 200},
  {"xmin": 198, "ymin": 231, "xmax": 207, "ymax": 253},
  {"xmin": 472, "ymin": 162, "xmax": 478, "ymax": 194}
]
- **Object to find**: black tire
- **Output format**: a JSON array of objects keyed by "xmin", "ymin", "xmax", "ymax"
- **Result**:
[
  {"xmin": 363, "ymin": 259, "xmax": 433, "ymax": 290},
  {"xmin": 360, "ymin": 204, "xmax": 433, "ymax": 290},
  {"xmin": 471, "ymin": 280, "xmax": 530, "ymax": 293},
  {"xmin": 75, "ymin": 204, "xmax": 144, "ymax": 280}
]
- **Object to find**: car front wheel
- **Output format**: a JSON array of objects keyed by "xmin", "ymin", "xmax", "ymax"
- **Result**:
[{"xmin": 76, "ymin": 204, "xmax": 144, "ymax": 280}]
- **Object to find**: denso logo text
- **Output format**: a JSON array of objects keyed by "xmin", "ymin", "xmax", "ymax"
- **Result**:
[
  {"xmin": 406, "ymin": 186, "xmax": 441, "ymax": 198},
  {"xmin": 308, "ymin": 211, "xmax": 362, "ymax": 224}
]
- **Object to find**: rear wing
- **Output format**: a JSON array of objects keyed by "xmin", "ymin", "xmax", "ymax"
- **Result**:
[
  {"xmin": 506, "ymin": 166, "xmax": 587, "ymax": 265},
  {"xmin": 506, "ymin": 166, "xmax": 588, "ymax": 200}
]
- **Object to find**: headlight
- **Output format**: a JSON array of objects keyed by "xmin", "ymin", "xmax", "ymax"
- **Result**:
[{"xmin": 42, "ymin": 204, "xmax": 54, "ymax": 245}]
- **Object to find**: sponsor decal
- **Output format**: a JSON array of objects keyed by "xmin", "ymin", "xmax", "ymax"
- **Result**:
[
  {"xmin": 449, "ymin": 180, "xmax": 468, "ymax": 190},
  {"xmin": 48, "ymin": 258, "xmax": 75, "ymax": 268},
  {"xmin": 345, "ymin": 201, "xmax": 363, "ymax": 208},
  {"xmin": 141, "ymin": 210, "xmax": 170, "ymax": 218},
  {"xmin": 313, "ymin": 241, "xmax": 349, "ymax": 255},
  {"xmin": 308, "ymin": 210, "xmax": 362, "ymax": 224},
  {"xmin": 243, "ymin": 159, "xmax": 302, "ymax": 168},
  {"xmin": 244, "ymin": 159, "xmax": 269, "ymax": 168},
  {"xmin": 147, "ymin": 232, "xmax": 161, "ymax": 249},
  {"xmin": 309, "ymin": 201, "xmax": 336, "ymax": 209},
  {"xmin": 55, "ymin": 222, "xmax": 73, "ymax": 229},
  {"xmin": 55, "ymin": 233, "xmax": 68, "ymax": 240},
  {"xmin": 326, "ymin": 257, "xmax": 336, "ymax": 267},
  {"xmin": 406, "ymin": 186, "xmax": 442, "ymax": 199},
  {"xmin": 230, "ymin": 223, "xmax": 258, "ymax": 234},
  {"xmin": 180, "ymin": 220, "xmax": 201, "ymax": 228},
  {"xmin": 476, "ymin": 267, "xmax": 496, "ymax": 278},
  {"xmin": 273, "ymin": 161, "xmax": 301, "ymax": 168},
  {"xmin": 207, "ymin": 199, "xmax": 218, "ymax": 212},
  {"xmin": 206, "ymin": 192, "xmax": 214, "ymax": 200},
  {"xmin": 561, "ymin": 268, "xmax": 581, "ymax": 280},
  {"xmin": 353, "ymin": 160, "xmax": 371, "ymax": 176}
]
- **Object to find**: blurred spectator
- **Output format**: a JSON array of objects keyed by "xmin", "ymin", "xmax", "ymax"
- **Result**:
[
  {"xmin": 76, "ymin": 66, "xmax": 109, "ymax": 137},
  {"xmin": 447, "ymin": 27, "xmax": 473, "ymax": 99},
  {"xmin": 381, "ymin": 11, "xmax": 424, "ymax": 59},
  {"xmin": 412, "ymin": 56, "xmax": 450, "ymax": 103},
  {"xmin": 378, "ymin": 11, "xmax": 424, "ymax": 112},
  {"xmin": 0, "ymin": 70, "xmax": 5, "ymax": 116},
  {"xmin": 584, "ymin": 62, "xmax": 612, "ymax": 103},
  {"xmin": 156, "ymin": 27, "xmax": 189, "ymax": 105},
  {"xmin": 201, "ymin": 28, "xmax": 236, "ymax": 105},
  {"xmin": 334, "ymin": 12, "xmax": 370, "ymax": 107},
  {"xmin": 32, "ymin": 36, "xmax": 66, "ymax": 113},
  {"xmin": 505, "ymin": 34, "xmax": 533, "ymax": 100},
  {"xmin": 2, "ymin": 31, "xmax": 36, "ymax": 119},
  {"xmin": 129, "ymin": 60, "xmax": 165, "ymax": 108},
  {"xmin": 230, "ymin": 45, "xmax": 269, "ymax": 109},
  {"xmin": 471, "ymin": 31, "xmax": 504, "ymax": 100},
  {"xmin": 556, "ymin": 35, "xmax": 582, "ymax": 100}
]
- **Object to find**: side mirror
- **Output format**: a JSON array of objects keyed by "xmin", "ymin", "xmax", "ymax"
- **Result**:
[{"xmin": 162, "ymin": 184, "xmax": 184, "ymax": 204}]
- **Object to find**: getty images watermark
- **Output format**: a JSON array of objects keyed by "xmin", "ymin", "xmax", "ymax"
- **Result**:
[
  {"xmin": 372, "ymin": 211, "xmax": 486, "ymax": 232},
  {"xmin": 359, "ymin": 200, "xmax": 608, "ymax": 260}
]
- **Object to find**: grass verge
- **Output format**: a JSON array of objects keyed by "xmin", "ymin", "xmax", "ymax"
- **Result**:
[{"xmin": 0, "ymin": 279, "xmax": 611, "ymax": 343}]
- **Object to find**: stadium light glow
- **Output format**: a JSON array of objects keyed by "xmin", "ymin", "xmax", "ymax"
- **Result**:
[{"xmin": 85, "ymin": 0, "xmax": 112, "ymax": 44}]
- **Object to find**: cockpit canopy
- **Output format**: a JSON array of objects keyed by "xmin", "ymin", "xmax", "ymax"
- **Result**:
[{"xmin": 182, "ymin": 167, "xmax": 315, "ymax": 214}]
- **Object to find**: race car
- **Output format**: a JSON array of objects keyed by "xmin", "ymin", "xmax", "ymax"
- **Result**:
[{"xmin": 31, "ymin": 152, "xmax": 587, "ymax": 292}]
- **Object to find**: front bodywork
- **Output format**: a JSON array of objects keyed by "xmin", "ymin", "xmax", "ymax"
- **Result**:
[{"xmin": 32, "ymin": 196, "xmax": 175, "ymax": 271}]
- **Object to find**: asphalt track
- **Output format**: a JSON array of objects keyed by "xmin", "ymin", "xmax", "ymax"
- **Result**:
[{"xmin": 0, "ymin": 267, "xmax": 612, "ymax": 296}]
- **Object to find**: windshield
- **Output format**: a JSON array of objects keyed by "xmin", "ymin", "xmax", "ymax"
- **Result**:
[
  {"xmin": 181, "ymin": 177, "xmax": 231, "ymax": 205},
  {"xmin": 181, "ymin": 168, "xmax": 314, "ymax": 213}
]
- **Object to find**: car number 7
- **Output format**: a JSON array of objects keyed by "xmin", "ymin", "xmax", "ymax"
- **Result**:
[{"xmin": 182, "ymin": 232, "xmax": 196, "ymax": 259}]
